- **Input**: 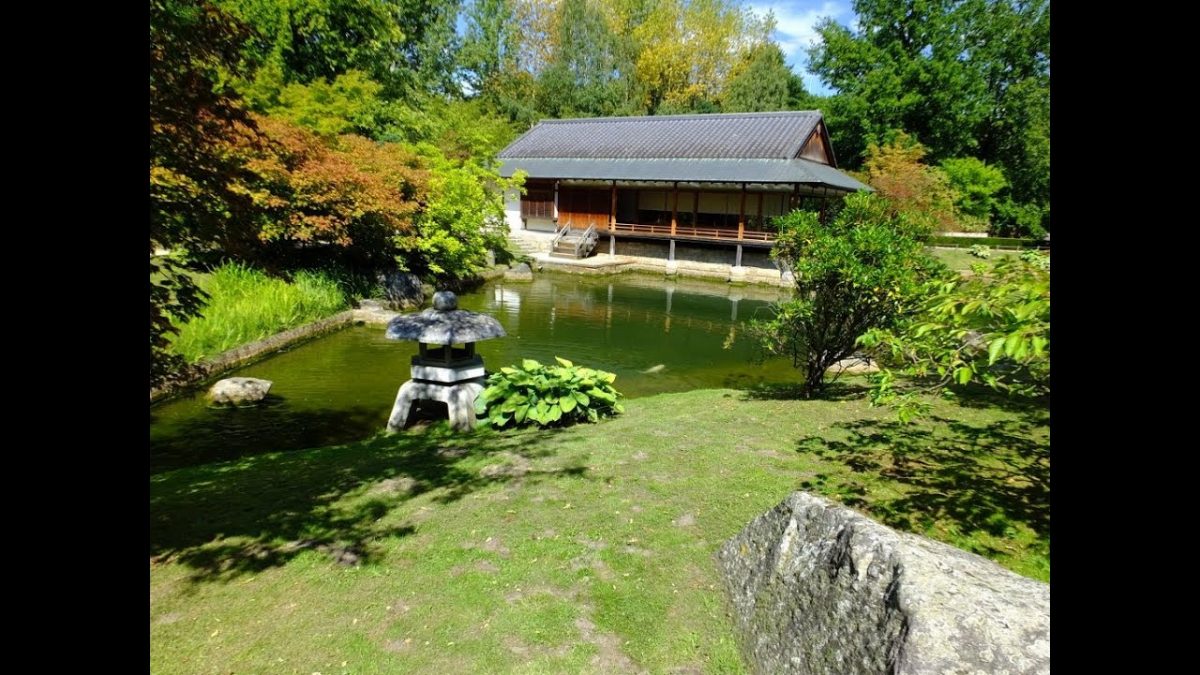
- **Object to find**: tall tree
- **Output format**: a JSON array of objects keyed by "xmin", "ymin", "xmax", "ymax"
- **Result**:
[
  {"xmin": 808, "ymin": 0, "xmax": 1048, "ymax": 228},
  {"xmin": 217, "ymin": 0, "xmax": 410, "ymax": 89},
  {"xmin": 634, "ymin": 0, "xmax": 770, "ymax": 114},
  {"xmin": 722, "ymin": 43, "xmax": 792, "ymax": 112},
  {"xmin": 394, "ymin": 0, "xmax": 464, "ymax": 95},
  {"xmin": 150, "ymin": 0, "xmax": 262, "ymax": 387},
  {"xmin": 786, "ymin": 74, "xmax": 820, "ymax": 111},
  {"xmin": 535, "ymin": 0, "xmax": 639, "ymax": 118},
  {"xmin": 460, "ymin": 0, "xmax": 540, "ymax": 123},
  {"xmin": 460, "ymin": 0, "xmax": 517, "ymax": 97}
]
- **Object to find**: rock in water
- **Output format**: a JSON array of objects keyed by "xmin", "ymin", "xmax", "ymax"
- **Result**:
[
  {"xmin": 208, "ymin": 377, "xmax": 273, "ymax": 406},
  {"xmin": 717, "ymin": 492, "xmax": 1049, "ymax": 674}
]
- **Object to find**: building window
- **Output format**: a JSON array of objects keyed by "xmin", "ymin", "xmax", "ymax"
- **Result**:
[{"xmin": 521, "ymin": 187, "xmax": 555, "ymax": 220}]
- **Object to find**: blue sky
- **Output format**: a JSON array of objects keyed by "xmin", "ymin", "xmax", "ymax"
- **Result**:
[{"xmin": 746, "ymin": 1, "xmax": 852, "ymax": 96}]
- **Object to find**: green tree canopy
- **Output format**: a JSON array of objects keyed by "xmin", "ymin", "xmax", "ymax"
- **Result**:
[
  {"xmin": 535, "ymin": 0, "xmax": 641, "ymax": 118},
  {"xmin": 939, "ymin": 156, "xmax": 1007, "ymax": 226},
  {"xmin": 218, "ymin": 0, "xmax": 406, "ymax": 86},
  {"xmin": 722, "ymin": 43, "xmax": 792, "ymax": 112},
  {"xmin": 860, "ymin": 255, "xmax": 1049, "ymax": 421},
  {"xmin": 808, "ymin": 0, "xmax": 1048, "ymax": 229}
]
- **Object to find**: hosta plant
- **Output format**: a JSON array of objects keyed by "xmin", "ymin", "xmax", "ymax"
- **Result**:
[
  {"xmin": 476, "ymin": 357, "xmax": 624, "ymax": 429},
  {"xmin": 1020, "ymin": 248, "xmax": 1050, "ymax": 271},
  {"xmin": 969, "ymin": 244, "xmax": 992, "ymax": 259}
]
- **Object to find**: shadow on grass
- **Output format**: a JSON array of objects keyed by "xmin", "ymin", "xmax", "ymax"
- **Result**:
[
  {"xmin": 150, "ymin": 415, "xmax": 589, "ymax": 585},
  {"xmin": 793, "ymin": 415, "xmax": 1049, "ymax": 560},
  {"xmin": 946, "ymin": 383, "xmax": 1050, "ymax": 421},
  {"xmin": 150, "ymin": 401, "xmax": 390, "ymax": 474},
  {"xmin": 741, "ymin": 380, "xmax": 872, "ymax": 401}
]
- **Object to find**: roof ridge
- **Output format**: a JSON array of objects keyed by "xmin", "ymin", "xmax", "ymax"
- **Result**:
[
  {"xmin": 501, "ymin": 156, "xmax": 804, "ymax": 161},
  {"xmin": 537, "ymin": 111, "xmax": 821, "ymax": 125}
]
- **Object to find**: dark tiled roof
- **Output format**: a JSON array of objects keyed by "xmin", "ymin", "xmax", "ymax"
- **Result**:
[
  {"xmin": 498, "ymin": 157, "xmax": 870, "ymax": 193},
  {"xmin": 498, "ymin": 111, "xmax": 824, "ymax": 160}
]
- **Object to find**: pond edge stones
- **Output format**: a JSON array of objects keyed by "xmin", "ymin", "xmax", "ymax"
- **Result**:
[{"xmin": 717, "ymin": 491, "xmax": 1049, "ymax": 674}]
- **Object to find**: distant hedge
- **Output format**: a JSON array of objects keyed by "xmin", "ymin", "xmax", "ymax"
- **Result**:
[{"xmin": 928, "ymin": 235, "xmax": 1049, "ymax": 250}]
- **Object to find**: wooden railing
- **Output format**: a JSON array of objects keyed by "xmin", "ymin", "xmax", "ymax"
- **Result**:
[
  {"xmin": 549, "ymin": 221, "xmax": 571, "ymax": 250},
  {"xmin": 610, "ymin": 222, "xmax": 776, "ymax": 242},
  {"xmin": 573, "ymin": 224, "xmax": 598, "ymax": 258}
]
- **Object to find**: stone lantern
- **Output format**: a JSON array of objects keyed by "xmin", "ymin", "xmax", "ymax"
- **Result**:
[{"xmin": 384, "ymin": 290, "xmax": 506, "ymax": 431}]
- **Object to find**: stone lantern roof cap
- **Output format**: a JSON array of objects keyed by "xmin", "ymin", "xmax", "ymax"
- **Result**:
[{"xmin": 384, "ymin": 291, "xmax": 507, "ymax": 345}]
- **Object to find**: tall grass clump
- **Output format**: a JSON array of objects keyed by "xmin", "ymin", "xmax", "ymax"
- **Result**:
[{"xmin": 168, "ymin": 263, "xmax": 347, "ymax": 363}]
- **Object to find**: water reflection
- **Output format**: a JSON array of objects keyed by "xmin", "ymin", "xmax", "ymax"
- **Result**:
[{"xmin": 151, "ymin": 273, "xmax": 793, "ymax": 473}]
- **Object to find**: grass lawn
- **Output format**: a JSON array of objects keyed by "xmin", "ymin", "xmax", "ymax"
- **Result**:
[
  {"xmin": 150, "ymin": 385, "xmax": 1048, "ymax": 673},
  {"xmin": 929, "ymin": 246, "xmax": 1023, "ymax": 272}
]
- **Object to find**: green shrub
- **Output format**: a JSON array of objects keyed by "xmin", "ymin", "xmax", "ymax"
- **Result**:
[
  {"xmin": 939, "ymin": 157, "xmax": 1008, "ymax": 224},
  {"xmin": 476, "ymin": 357, "xmax": 624, "ymax": 429},
  {"xmin": 969, "ymin": 244, "xmax": 992, "ymax": 259},
  {"xmin": 750, "ymin": 192, "xmax": 941, "ymax": 395}
]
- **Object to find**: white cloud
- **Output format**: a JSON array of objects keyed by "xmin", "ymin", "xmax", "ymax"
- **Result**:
[{"xmin": 749, "ymin": 1, "xmax": 849, "ymax": 95}]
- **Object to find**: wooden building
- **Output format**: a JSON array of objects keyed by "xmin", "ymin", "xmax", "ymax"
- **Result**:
[{"xmin": 498, "ymin": 111, "xmax": 868, "ymax": 260}]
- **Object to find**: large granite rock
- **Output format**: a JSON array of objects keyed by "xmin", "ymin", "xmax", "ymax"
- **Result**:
[
  {"xmin": 379, "ymin": 271, "xmax": 425, "ymax": 310},
  {"xmin": 718, "ymin": 492, "xmax": 1049, "ymax": 674},
  {"xmin": 354, "ymin": 299, "xmax": 399, "ymax": 324},
  {"xmin": 825, "ymin": 355, "xmax": 880, "ymax": 375},
  {"xmin": 504, "ymin": 262, "xmax": 534, "ymax": 282},
  {"xmin": 208, "ymin": 377, "xmax": 273, "ymax": 406}
]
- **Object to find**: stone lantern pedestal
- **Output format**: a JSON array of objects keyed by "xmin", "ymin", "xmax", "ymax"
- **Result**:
[
  {"xmin": 383, "ymin": 291, "xmax": 506, "ymax": 432},
  {"xmin": 387, "ymin": 345, "xmax": 487, "ymax": 432}
]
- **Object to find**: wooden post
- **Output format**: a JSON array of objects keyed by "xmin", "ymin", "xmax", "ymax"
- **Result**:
[
  {"xmin": 609, "ymin": 234, "xmax": 615, "ymax": 256},
  {"xmin": 671, "ymin": 182, "xmax": 678, "ymax": 236},
  {"xmin": 735, "ymin": 244, "xmax": 743, "ymax": 267},
  {"xmin": 738, "ymin": 183, "xmax": 746, "ymax": 241},
  {"xmin": 669, "ymin": 239, "xmax": 676, "ymax": 262},
  {"xmin": 820, "ymin": 187, "xmax": 828, "ymax": 223},
  {"xmin": 693, "ymin": 188, "xmax": 699, "ymax": 234},
  {"xmin": 792, "ymin": 184, "xmax": 800, "ymax": 211},
  {"xmin": 610, "ymin": 181, "xmax": 617, "ymax": 232}
]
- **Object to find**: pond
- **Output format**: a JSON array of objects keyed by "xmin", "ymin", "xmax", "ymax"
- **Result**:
[{"xmin": 150, "ymin": 272, "xmax": 797, "ymax": 473}]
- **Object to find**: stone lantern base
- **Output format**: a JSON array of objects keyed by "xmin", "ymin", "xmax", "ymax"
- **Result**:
[{"xmin": 386, "ymin": 356, "xmax": 487, "ymax": 432}]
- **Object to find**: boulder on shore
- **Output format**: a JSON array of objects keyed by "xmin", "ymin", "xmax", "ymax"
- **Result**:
[
  {"xmin": 718, "ymin": 492, "xmax": 1049, "ymax": 674},
  {"xmin": 379, "ymin": 271, "xmax": 425, "ymax": 310},
  {"xmin": 825, "ymin": 355, "xmax": 880, "ymax": 375},
  {"xmin": 504, "ymin": 262, "xmax": 534, "ymax": 282}
]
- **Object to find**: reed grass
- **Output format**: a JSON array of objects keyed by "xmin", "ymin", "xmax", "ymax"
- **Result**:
[{"xmin": 168, "ymin": 263, "xmax": 347, "ymax": 363}]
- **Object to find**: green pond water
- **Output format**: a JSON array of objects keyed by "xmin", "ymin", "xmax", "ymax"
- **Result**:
[{"xmin": 150, "ymin": 272, "xmax": 797, "ymax": 473}]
